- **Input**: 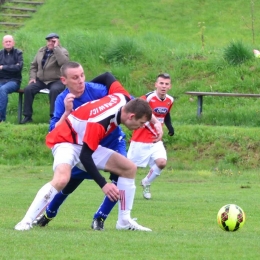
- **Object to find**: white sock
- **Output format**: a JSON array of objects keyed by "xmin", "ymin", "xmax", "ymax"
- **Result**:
[
  {"xmin": 143, "ymin": 164, "xmax": 162, "ymax": 185},
  {"xmin": 20, "ymin": 183, "xmax": 58, "ymax": 224},
  {"xmin": 117, "ymin": 177, "xmax": 136, "ymax": 225}
]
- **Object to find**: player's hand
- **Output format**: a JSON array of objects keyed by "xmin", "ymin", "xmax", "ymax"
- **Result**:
[
  {"xmin": 64, "ymin": 93, "xmax": 75, "ymax": 114},
  {"xmin": 153, "ymin": 121, "xmax": 163, "ymax": 142},
  {"xmin": 168, "ymin": 126, "xmax": 174, "ymax": 136},
  {"xmin": 102, "ymin": 183, "xmax": 120, "ymax": 202}
]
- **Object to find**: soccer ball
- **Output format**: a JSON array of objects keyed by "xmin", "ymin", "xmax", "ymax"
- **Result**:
[{"xmin": 217, "ymin": 204, "xmax": 245, "ymax": 231}]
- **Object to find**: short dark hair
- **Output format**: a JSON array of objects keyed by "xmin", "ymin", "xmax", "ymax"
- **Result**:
[
  {"xmin": 124, "ymin": 98, "xmax": 152, "ymax": 121},
  {"xmin": 60, "ymin": 61, "xmax": 81, "ymax": 77},
  {"xmin": 157, "ymin": 73, "xmax": 171, "ymax": 79}
]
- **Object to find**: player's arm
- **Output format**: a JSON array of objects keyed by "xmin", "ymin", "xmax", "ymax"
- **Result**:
[
  {"xmin": 90, "ymin": 72, "xmax": 116, "ymax": 88},
  {"xmin": 140, "ymin": 94, "xmax": 163, "ymax": 141},
  {"xmin": 91, "ymin": 72, "xmax": 131, "ymax": 100},
  {"xmin": 51, "ymin": 93, "xmax": 75, "ymax": 130},
  {"xmin": 164, "ymin": 112, "xmax": 174, "ymax": 136},
  {"xmin": 80, "ymin": 143, "xmax": 119, "ymax": 201},
  {"xmin": 80, "ymin": 143, "xmax": 107, "ymax": 188}
]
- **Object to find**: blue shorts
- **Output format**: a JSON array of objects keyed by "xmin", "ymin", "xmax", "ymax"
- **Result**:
[{"xmin": 71, "ymin": 127, "xmax": 126, "ymax": 179}]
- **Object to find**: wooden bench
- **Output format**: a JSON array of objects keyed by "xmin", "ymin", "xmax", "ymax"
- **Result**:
[
  {"xmin": 16, "ymin": 88, "xmax": 49, "ymax": 123},
  {"xmin": 185, "ymin": 91, "xmax": 260, "ymax": 117}
]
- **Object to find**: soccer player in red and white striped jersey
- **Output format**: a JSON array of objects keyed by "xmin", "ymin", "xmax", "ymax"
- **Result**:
[{"xmin": 127, "ymin": 73, "xmax": 174, "ymax": 199}]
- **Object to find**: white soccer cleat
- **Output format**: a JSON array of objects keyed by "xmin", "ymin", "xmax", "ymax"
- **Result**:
[
  {"xmin": 116, "ymin": 219, "xmax": 152, "ymax": 231},
  {"xmin": 14, "ymin": 221, "xmax": 33, "ymax": 231},
  {"xmin": 141, "ymin": 180, "xmax": 151, "ymax": 199}
]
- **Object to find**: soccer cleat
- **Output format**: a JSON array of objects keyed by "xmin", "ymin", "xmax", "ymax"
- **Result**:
[
  {"xmin": 14, "ymin": 221, "xmax": 33, "ymax": 231},
  {"xmin": 116, "ymin": 219, "xmax": 152, "ymax": 231},
  {"xmin": 91, "ymin": 217, "xmax": 104, "ymax": 231},
  {"xmin": 33, "ymin": 214, "xmax": 53, "ymax": 227},
  {"xmin": 141, "ymin": 180, "xmax": 152, "ymax": 199}
]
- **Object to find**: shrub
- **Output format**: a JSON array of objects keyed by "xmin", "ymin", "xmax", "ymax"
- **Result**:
[
  {"xmin": 223, "ymin": 40, "xmax": 253, "ymax": 65},
  {"xmin": 104, "ymin": 37, "xmax": 143, "ymax": 64}
]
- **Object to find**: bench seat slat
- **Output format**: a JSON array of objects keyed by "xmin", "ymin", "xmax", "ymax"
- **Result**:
[
  {"xmin": 186, "ymin": 91, "xmax": 260, "ymax": 98},
  {"xmin": 15, "ymin": 88, "xmax": 49, "ymax": 123},
  {"xmin": 185, "ymin": 91, "xmax": 260, "ymax": 117}
]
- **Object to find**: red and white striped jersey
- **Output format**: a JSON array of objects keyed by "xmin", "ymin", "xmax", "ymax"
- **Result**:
[
  {"xmin": 46, "ymin": 93, "xmax": 127, "ymax": 151},
  {"xmin": 130, "ymin": 91, "xmax": 174, "ymax": 143}
]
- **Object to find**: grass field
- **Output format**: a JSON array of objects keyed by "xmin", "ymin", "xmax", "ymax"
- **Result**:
[
  {"xmin": 1, "ymin": 166, "xmax": 260, "ymax": 260},
  {"xmin": 1, "ymin": 0, "xmax": 260, "ymax": 259}
]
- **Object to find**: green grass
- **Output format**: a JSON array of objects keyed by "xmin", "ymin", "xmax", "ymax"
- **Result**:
[
  {"xmin": 2, "ymin": 123, "xmax": 260, "ymax": 170},
  {"xmin": 1, "ymin": 0, "xmax": 260, "ymax": 125},
  {"xmin": 1, "ymin": 166, "xmax": 260, "ymax": 260},
  {"xmin": 1, "ymin": 1, "xmax": 260, "ymax": 258}
]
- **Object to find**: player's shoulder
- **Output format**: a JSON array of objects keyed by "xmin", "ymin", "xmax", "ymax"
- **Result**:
[
  {"xmin": 145, "ymin": 91, "xmax": 156, "ymax": 98},
  {"xmin": 56, "ymin": 88, "xmax": 69, "ymax": 101},
  {"xmin": 165, "ymin": 94, "xmax": 174, "ymax": 102},
  {"xmin": 86, "ymin": 82, "xmax": 106, "ymax": 90}
]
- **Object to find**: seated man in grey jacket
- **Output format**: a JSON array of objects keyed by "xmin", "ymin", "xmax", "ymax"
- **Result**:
[{"xmin": 21, "ymin": 33, "xmax": 69, "ymax": 124}]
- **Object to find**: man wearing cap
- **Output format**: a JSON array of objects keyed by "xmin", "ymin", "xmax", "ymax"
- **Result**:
[{"xmin": 20, "ymin": 33, "xmax": 69, "ymax": 124}]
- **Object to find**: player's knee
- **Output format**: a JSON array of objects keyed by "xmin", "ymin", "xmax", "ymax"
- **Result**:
[
  {"xmin": 156, "ymin": 159, "xmax": 167, "ymax": 169},
  {"xmin": 52, "ymin": 177, "xmax": 69, "ymax": 191},
  {"xmin": 52, "ymin": 165, "xmax": 71, "ymax": 191},
  {"xmin": 121, "ymin": 162, "xmax": 137, "ymax": 178}
]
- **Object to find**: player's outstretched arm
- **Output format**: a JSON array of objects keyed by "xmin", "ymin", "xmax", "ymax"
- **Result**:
[
  {"xmin": 164, "ymin": 113, "xmax": 174, "ymax": 136},
  {"xmin": 150, "ymin": 114, "xmax": 163, "ymax": 142}
]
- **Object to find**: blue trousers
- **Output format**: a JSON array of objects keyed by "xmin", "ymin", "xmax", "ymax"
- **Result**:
[{"xmin": 0, "ymin": 80, "xmax": 20, "ymax": 121}]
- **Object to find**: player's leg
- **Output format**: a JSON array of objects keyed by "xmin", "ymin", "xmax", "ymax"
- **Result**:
[
  {"xmin": 34, "ymin": 176, "xmax": 84, "ymax": 227},
  {"xmin": 34, "ymin": 165, "xmax": 91, "ymax": 226},
  {"xmin": 14, "ymin": 143, "xmax": 78, "ymax": 231},
  {"xmin": 91, "ymin": 173, "xmax": 118, "ymax": 230},
  {"xmin": 141, "ymin": 141, "xmax": 167, "ymax": 199},
  {"xmin": 91, "ymin": 131, "xmax": 126, "ymax": 230},
  {"xmin": 101, "ymin": 151, "xmax": 151, "ymax": 231},
  {"xmin": 127, "ymin": 141, "xmax": 152, "ymax": 199}
]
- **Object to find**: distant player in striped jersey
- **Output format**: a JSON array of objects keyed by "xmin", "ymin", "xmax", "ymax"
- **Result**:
[
  {"xmin": 14, "ymin": 67, "xmax": 163, "ymax": 231},
  {"xmin": 127, "ymin": 73, "xmax": 174, "ymax": 199}
]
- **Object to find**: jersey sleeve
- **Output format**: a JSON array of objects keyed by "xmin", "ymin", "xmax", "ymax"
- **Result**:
[
  {"xmin": 90, "ymin": 72, "xmax": 116, "ymax": 88},
  {"xmin": 49, "ymin": 92, "xmax": 66, "ymax": 131},
  {"xmin": 108, "ymin": 81, "xmax": 131, "ymax": 100}
]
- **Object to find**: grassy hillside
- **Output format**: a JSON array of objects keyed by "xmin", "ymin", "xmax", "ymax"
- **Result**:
[
  {"xmin": 1, "ymin": 123, "xmax": 260, "ymax": 170},
  {"xmin": 1, "ymin": 0, "xmax": 260, "ymax": 169},
  {"xmin": 0, "ymin": 0, "xmax": 259, "ymax": 126},
  {"xmin": 15, "ymin": 0, "xmax": 260, "ymax": 47}
]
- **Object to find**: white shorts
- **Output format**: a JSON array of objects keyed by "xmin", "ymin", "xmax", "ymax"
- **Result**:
[
  {"xmin": 52, "ymin": 143, "xmax": 114, "ymax": 171},
  {"xmin": 127, "ymin": 141, "xmax": 167, "ymax": 168}
]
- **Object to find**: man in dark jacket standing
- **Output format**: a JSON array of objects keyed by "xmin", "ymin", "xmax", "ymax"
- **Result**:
[
  {"xmin": 0, "ymin": 35, "xmax": 23, "ymax": 122},
  {"xmin": 21, "ymin": 33, "xmax": 69, "ymax": 124}
]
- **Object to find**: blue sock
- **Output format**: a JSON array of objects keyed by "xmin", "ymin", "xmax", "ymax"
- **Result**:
[
  {"xmin": 46, "ymin": 191, "xmax": 68, "ymax": 218},
  {"xmin": 93, "ymin": 196, "xmax": 117, "ymax": 220},
  {"xmin": 93, "ymin": 181, "xmax": 117, "ymax": 220}
]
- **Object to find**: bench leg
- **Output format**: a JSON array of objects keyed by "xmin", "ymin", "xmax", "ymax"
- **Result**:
[
  {"xmin": 18, "ymin": 93, "xmax": 23, "ymax": 123},
  {"xmin": 197, "ymin": 96, "xmax": 203, "ymax": 116}
]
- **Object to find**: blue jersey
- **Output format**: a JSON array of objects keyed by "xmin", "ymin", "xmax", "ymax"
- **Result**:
[{"xmin": 50, "ymin": 82, "xmax": 127, "ymax": 179}]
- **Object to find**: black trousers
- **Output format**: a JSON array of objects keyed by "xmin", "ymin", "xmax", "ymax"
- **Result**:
[{"xmin": 23, "ymin": 79, "xmax": 65, "ymax": 117}]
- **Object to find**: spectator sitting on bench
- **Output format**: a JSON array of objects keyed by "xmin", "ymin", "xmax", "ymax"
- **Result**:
[
  {"xmin": 0, "ymin": 35, "xmax": 23, "ymax": 123},
  {"xmin": 21, "ymin": 33, "xmax": 69, "ymax": 124}
]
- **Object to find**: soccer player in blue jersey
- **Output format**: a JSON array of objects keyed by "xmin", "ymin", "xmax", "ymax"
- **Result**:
[{"xmin": 34, "ymin": 61, "xmax": 128, "ymax": 230}]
